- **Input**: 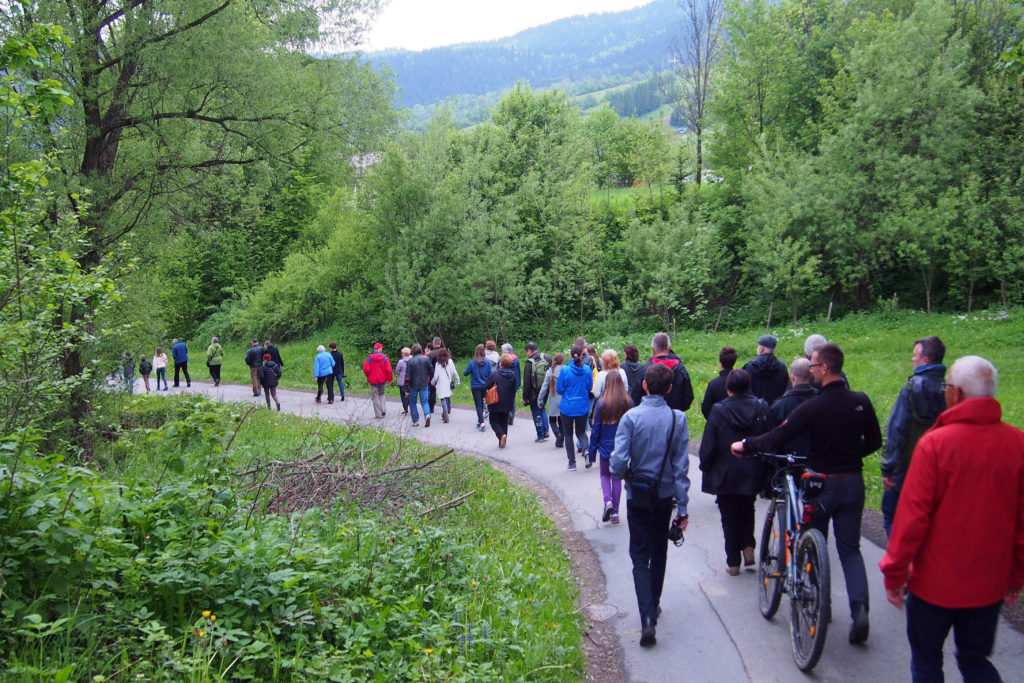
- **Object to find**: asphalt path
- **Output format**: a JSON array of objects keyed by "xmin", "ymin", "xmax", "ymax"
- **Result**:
[{"xmin": 156, "ymin": 379, "xmax": 1024, "ymax": 682}]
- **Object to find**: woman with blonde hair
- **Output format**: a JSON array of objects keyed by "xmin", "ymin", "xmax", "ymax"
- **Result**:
[
  {"xmin": 152, "ymin": 347, "xmax": 169, "ymax": 390},
  {"xmin": 593, "ymin": 348, "xmax": 629, "ymax": 399}
]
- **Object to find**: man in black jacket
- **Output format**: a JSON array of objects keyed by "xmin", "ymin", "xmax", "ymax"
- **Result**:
[
  {"xmin": 405, "ymin": 343, "xmax": 433, "ymax": 428},
  {"xmin": 769, "ymin": 357, "xmax": 817, "ymax": 456},
  {"xmin": 263, "ymin": 340, "xmax": 284, "ymax": 368},
  {"xmin": 630, "ymin": 333, "xmax": 694, "ymax": 412},
  {"xmin": 522, "ymin": 342, "xmax": 551, "ymax": 442},
  {"xmin": 701, "ymin": 346, "xmax": 737, "ymax": 419},
  {"xmin": 245, "ymin": 339, "xmax": 263, "ymax": 396},
  {"xmin": 743, "ymin": 334, "xmax": 789, "ymax": 403},
  {"xmin": 732, "ymin": 343, "xmax": 882, "ymax": 645}
]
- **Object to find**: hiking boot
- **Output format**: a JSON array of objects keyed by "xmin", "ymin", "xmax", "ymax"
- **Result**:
[
  {"xmin": 499, "ymin": 434, "xmax": 507, "ymax": 448},
  {"xmin": 555, "ymin": 439, "xmax": 564, "ymax": 448},
  {"xmin": 742, "ymin": 547, "xmax": 755, "ymax": 567},
  {"xmin": 850, "ymin": 604, "xmax": 870, "ymax": 644},
  {"xmin": 442, "ymin": 411, "xmax": 449, "ymax": 423}
]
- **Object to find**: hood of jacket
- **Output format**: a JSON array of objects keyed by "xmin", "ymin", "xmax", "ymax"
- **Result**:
[
  {"xmin": 716, "ymin": 393, "xmax": 769, "ymax": 431},
  {"xmin": 745, "ymin": 353, "xmax": 785, "ymax": 377},
  {"xmin": 565, "ymin": 362, "xmax": 588, "ymax": 378}
]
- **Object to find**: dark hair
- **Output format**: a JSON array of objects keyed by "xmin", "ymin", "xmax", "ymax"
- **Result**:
[
  {"xmin": 815, "ymin": 343, "xmax": 844, "ymax": 374},
  {"xmin": 525, "ymin": 341, "xmax": 538, "ymax": 353},
  {"xmin": 624, "ymin": 344, "xmax": 639, "ymax": 362},
  {"xmin": 575, "ymin": 336, "xmax": 586, "ymax": 347},
  {"xmin": 411, "ymin": 343, "xmax": 423, "ymax": 355},
  {"xmin": 552, "ymin": 352, "xmax": 565, "ymax": 366},
  {"xmin": 719, "ymin": 346, "xmax": 738, "ymax": 370},
  {"xmin": 263, "ymin": 353, "xmax": 272, "ymax": 362},
  {"xmin": 437, "ymin": 347, "xmax": 450, "ymax": 365},
  {"xmin": 474, "ymin": 344, "xmax": 486, "ymax": 361},
  {"xmin": 585, "ymin": 344, "xmax": 597, "ymax": 359},
  {"xmin": 598, "ymin": 372, "xmax": 632, "ymax": 424},
  {"xmin": 570, "ymin": 345, "xmax": 584, "ymax": 368},
  {"xmin": 725, "ymin": 368, "xmax": 751, "ymax": 394},
  {"xmin": 549, "ymin": 352, "xmax": 566, "ymax": 395},
  {"xmin": 644, "ymin": 362, "xmax": 673, "ymax": 396},
  {"xmin": 914, "ymin": 336, "xmax": 945, "ymax": 365},
  {"xmin": 329, "ymin": 341, "xmax": 337, "ymax": 350}
]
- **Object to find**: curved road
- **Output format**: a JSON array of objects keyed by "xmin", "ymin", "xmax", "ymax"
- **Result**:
[{"xmin": 167, "ymin": 380, "xmax": 1024, "ymax": 682}]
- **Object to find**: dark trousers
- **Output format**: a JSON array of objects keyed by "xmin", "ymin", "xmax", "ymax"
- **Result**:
[
  {"xmin": 471, "ymin": 387, "xmax": 487, "ymax": 425},
  {"xmin": 264, "ymin": 386, "xmax": 279, "ymax": 408},
  {"xmin": 173, "ymin": 362, "xmax": 190, "ymax": 387},
  {"xmin": 906, "ymin": 592, "xmax": 1003, "ymax": 683},
  {"xmin": 428, "ymin": 383, "xmax": 437, "ymax": 414},
  {"xmin": 316, "ymin": 375, "xmax": 333, "ymax": 402},
  {"xmin": 807, "ymin": 473, "xmax": 869, "ymax": 615},
  {"xmin": 488, "ymin": 410, "xmax": 509, "ymax": 441},
  {"xmin": 626, "ymin": 496, "xmax": 675, "ymax": 626},
  {"xmin": 560, "ymin": 414, "xmax": 588, "ymax": 466},
  {"xmin": 716, "ymin": 494, "xmax": 756, "ymax": 568},
  {"xmin": 529, "ymin": 398, "xmax": 548, "ymax": 439},
  {"xmin": 209, "ymin": 363, "xmax": 221, "ymax": 384},
  {"xmin": 881, "ymin": 474, "xmax": 905, "ymax": 537},
  {"xmin": 399, "ymin": 384, "xmax": 410, "ymax": 412},
  {"xmin": 549, "ymin": 415, "xmax": 563, "ymax": 442}
]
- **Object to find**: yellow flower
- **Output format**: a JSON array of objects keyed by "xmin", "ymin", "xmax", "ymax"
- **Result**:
[
  {"xmin": 199, "ymin": 630, "xmax": 205, "ymax": 637},
  {"xmin": 210, "ymin": 614, "xmax": 216, "ymax": 622},
  {"xmin": 472, "ymin": 580, "xmax": 478, "ymax": 587},
  {"xmin": 202, "ymin": 610, "xmax": 211, "ymax": 618},
  {"xmin": 425, "ymin": 648, "xmax": 434, "ymax": 655}
]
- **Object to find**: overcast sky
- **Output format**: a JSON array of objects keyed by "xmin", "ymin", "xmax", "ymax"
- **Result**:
[{"xmin": 363, "ymin": 0, "xmax": 654, "ymax": 52}]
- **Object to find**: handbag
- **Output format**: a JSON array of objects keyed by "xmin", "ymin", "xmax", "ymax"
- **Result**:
[
  {"xmin": 627, "ymin": 409, "xmax": 677, "ymax": 512},
  {"xmin": 485, "ymin": 383, "xmax": 499, "ymax": 405}
]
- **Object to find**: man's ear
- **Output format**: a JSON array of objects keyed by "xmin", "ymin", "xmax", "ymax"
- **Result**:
[{"xmin": 642, "ymin": 379, "xmax": 649, "ymax": 396}]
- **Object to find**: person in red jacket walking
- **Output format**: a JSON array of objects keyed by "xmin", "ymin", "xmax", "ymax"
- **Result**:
[
  {"xmin": 362, "ymin": 342, "xmax": 393, "ymax": 419},
  {"xmin": 880, "ymin": 355, "xmax": 1024, "ymax": 683}
]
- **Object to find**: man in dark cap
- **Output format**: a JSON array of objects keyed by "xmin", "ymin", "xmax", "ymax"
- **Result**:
[{"xmin": 742, "ymin": 334, "xmax": 789, "ymax": 404}]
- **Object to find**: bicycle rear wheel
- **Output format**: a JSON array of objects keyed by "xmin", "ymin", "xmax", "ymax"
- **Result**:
[
  {"xmin": 758, "ymin": 500, "xmax": 784, "ymax": 619},
  {"xmin": 790, "ymin": 528, "xmax": 831, "ymax": 671}
]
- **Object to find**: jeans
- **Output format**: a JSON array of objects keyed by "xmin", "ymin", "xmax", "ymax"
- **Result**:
[
  {"xmin": 439, "ymin": 396, "xmax": 451, "ymax": 416},
  {"xmin": 716, "ymin": 494, "xmax": 756, "ymax": 568},
  {"xmin": 156, "ymin": 367, "xmax": 167, "ymax": 389},
  {"xmin": 471, "ymin": 387, "xmax": 487, "ymax": 425},
  {"xmin": 409, "ymin": 385, "xmax": 430, "ymax": 423},
  {"xmin": 599, "ymin": 458, "xmax": 621, "ymax": 512},
  {"xmin": 560, "ymin": 414, "xmax": 589, "ymax": 466},
  {"xmin": 124, "ymin": 374, "xmax": 135, "ymax": 394},
  {"xmin": 328, "ymin": 372, "xmax": 345, "ymax": 399},
  {"xmin": 626, "ymin": 496, "xmax": 675, "ymax": 626},
  {"xmin": 881, "ymin": 477, "xmax": 904, "ymax": 537},
  {"xmin": 173, "ymin": 362, "xmax": 190, "ymax": 387},
  {"xmin": 807, "ymin": 472, "xmax": 869, "ymax": 615},
  {"xmin": 906, "ymin": 592, "xmax": 1003, "ymax": 683},
  {"xmin": 549, "ymin": 415, "xmax": 562, "ymax": 442},
  {"xmin": 529, "ymin": 398, "xmax": 548, "ymax": 439}
]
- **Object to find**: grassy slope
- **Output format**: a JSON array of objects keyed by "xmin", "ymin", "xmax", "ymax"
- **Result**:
[{"xmin": 179, "ymin": 309, "xmax": 1023, "ymax": 509}]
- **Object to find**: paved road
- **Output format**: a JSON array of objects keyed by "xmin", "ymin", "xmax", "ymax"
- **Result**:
[{"xmin": 158, "ymin": 380, "xmax": 1024, "ymax": 682}]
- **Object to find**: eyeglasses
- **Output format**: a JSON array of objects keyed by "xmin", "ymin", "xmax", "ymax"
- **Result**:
[
  {"xmin": 941, "ymin": 381, "xmax": 957, "ymax": 390},
  {"xmin": 809, "ymin": 363, "xmax": 824, "ymax": 368}
]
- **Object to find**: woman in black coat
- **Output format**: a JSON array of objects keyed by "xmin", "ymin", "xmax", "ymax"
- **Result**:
[
  {"xmin": 484, "ymin": 353, "xmax": 517, "ymax": 448},
  {"xmin": 698, "ymin": 369, "xmax": 771, "ymax": 575}
]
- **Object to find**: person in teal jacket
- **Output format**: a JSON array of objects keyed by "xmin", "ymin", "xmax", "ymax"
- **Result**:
[{"xmin": 557, "ymin": 345, "xmax": 593, "ymax": 471}]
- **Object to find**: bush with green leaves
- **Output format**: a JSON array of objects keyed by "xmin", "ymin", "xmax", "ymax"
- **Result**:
[{"xmin": 1, "ymin": 397, "xmax": 583, "ymax": 681}]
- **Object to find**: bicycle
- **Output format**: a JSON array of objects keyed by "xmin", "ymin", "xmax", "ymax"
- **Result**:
[{"xmin": 753, "ymin": 451, "xmax": 831, "ymax": 672}]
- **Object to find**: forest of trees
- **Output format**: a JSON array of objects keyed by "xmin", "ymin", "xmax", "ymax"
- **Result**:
[{"xmin": 2, "ymin": 0, "xmax": 1023, "ymax": 445}]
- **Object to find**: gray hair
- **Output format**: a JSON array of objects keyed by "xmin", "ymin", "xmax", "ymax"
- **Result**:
[
  {"xmin": 317, "ymin": 344, "xmax": 326, "ymax": 353},
  {"xmin": 501, "ymin": 343, "xmax": 513, "ymax": 354},
  {"xmin": 652, "ymin": 332, "xmax": 670, "ymax": 352},
  {"xmin": 804, "ymin": 334, "xmax": 827, "ymax": 357},
  {"xmin": 211, "ymin": 336, "xmax": 218, "ymax": 343},
  {"xmin": 948, "ymin": 355, "xmax": 997, "ymax": 399},
  {"xmin": 790, "ymin": 357, "xmax": 811, "ymax": 383},
  {"xmin": 172, "ymin": 338, "xmax": 179, "ymax": 344}
]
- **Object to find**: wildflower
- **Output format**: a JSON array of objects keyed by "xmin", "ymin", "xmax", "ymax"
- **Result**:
[
  {"xmin": 210, "ymin": 614, "xmax": 216, "ymax": 622},
  {"xmin": 199, "ymin": 630, "xmax": 205, "ymax": 637},
  {"xmin": 202, "ymin": 610, "xmax": 211, "ymax": 618},
  {"xmin": 425, "ymin": 648, "xmax": 434, "ymax": 654},
  {"xmin": 472, "ymin": 580, "xmax": 477, "ymax": 587}
]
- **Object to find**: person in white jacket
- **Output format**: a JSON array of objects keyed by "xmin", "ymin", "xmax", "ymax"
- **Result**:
[{"xmin": 430, "ymin": 347, "xmax": 460, "ymax": 423}]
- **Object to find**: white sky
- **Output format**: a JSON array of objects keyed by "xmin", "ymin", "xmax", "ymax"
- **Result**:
[{"xmin": 362, "ymin": 0, "xmax": 654, "ymax": 52}]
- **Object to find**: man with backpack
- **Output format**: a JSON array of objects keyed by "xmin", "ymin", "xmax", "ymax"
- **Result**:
[
  {"xmin": 522, "ymin": 342, "xmax": 552, "ymax": 443},
  {"xmin": 880, "ymin": 335, "xmax": 947, "ymax": 537},
  {"xmin": 630, "ymin": 333, "xmax": 694, "ymax": 413}
]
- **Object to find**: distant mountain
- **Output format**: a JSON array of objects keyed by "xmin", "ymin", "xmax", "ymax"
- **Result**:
[{"xmin": 361, "ymin": 0, "xmax": 678, "ymax": 110}]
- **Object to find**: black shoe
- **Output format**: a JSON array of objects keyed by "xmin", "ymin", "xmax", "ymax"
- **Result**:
[
  {"xmin": 849, "ymin": 604, "xmax": 869, "ymax": 644},
  {"xmin": 425, "ymin": 415, "xmax": 430, "ymax": 428},
  {"xmin": 555, "ymin": 439, "xmax": 564, "ymax": 448},
  {"xmin": 640, "ymin": 619, "xmax": 657, "ymax": 647},
  {"xmin": 340, "ymin": 396, "xmax": 345, "ymax": 402}
]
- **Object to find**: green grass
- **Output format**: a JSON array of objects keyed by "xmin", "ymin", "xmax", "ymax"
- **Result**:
[{"xmin": 1, "ymin": 396, "xmax": 584, "ymax": 681}]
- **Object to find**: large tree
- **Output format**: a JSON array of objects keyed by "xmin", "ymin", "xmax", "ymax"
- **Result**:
[{"xmin": 3, "ymin": 0, "xmax": 393, "ymax": 432}]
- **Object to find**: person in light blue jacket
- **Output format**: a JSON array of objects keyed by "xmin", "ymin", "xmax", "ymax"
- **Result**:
[
  {"xmin": 556, "ymin": 345, "xmax": 593, "ymax": 471},
  {"xmin": 313, "ymin": 344, "xmax": 336, "ymax": 403},
  {"xmin": 463, "ymin": 344, "xmax": 493, "ymax": 432}
]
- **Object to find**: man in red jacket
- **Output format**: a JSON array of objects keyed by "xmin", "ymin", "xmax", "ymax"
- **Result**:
[
  {"xmin": 880, "ymin": 355, "xmax": 1024, "ymax": 682},
  {"xmin": 362, "ymin": 342, "xmax": 393, "ymax": 419}
]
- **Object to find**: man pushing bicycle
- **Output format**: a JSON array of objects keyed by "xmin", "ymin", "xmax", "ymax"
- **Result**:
[{"xmin": 732, "ymin": 342, "xmax": 881, "ymax": 646}]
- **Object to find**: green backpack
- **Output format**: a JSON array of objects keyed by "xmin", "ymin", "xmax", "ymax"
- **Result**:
[{"xmin": 532, "ymin": 353, "xmax": 551, "ymax": 391}]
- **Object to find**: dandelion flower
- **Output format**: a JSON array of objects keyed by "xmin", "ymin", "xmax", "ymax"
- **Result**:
[
  {"xmin": 199, "ymin": 630, "xmax": 205, "ymax": 637},
  {"xmin": 472, "ymin": 580, "xmax": 478, "ymax": 587},
  {"xmin": 210, "ymin": 614, "xmax": 216, "ymax": 622},
  {"xmin": 202, "ymin": 610, "xmax": 211, "ymax": 618},
  {"xmin": 425, "ymin": 648, "xmax": 434, "ymax": 654}
]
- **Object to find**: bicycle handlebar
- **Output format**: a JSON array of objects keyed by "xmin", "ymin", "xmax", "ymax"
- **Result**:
[{"xmin": 750, "ymin": 451, "xmax": 807, "ymax": 467}]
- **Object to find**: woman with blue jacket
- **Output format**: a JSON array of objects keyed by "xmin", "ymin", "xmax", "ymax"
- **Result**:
[
  {"xmin": 557, "ymin": 345, "xmax": 594, "ymax": 471},
  {"xmin": 463, "ymin": 344, "xmax": 493, "ymax": 432},
  {"xmin": 313, "ymin": 344, "xmax": 336, "ymax": 403}
]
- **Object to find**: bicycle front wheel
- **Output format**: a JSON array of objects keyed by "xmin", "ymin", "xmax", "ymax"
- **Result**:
[
  {"xmin": 758, "ymin": 500, "xmax": 784, "ymax": 619},
  {"xmin": 790, "ymin": 528, "xmax": 831, "ymax": 672}
]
